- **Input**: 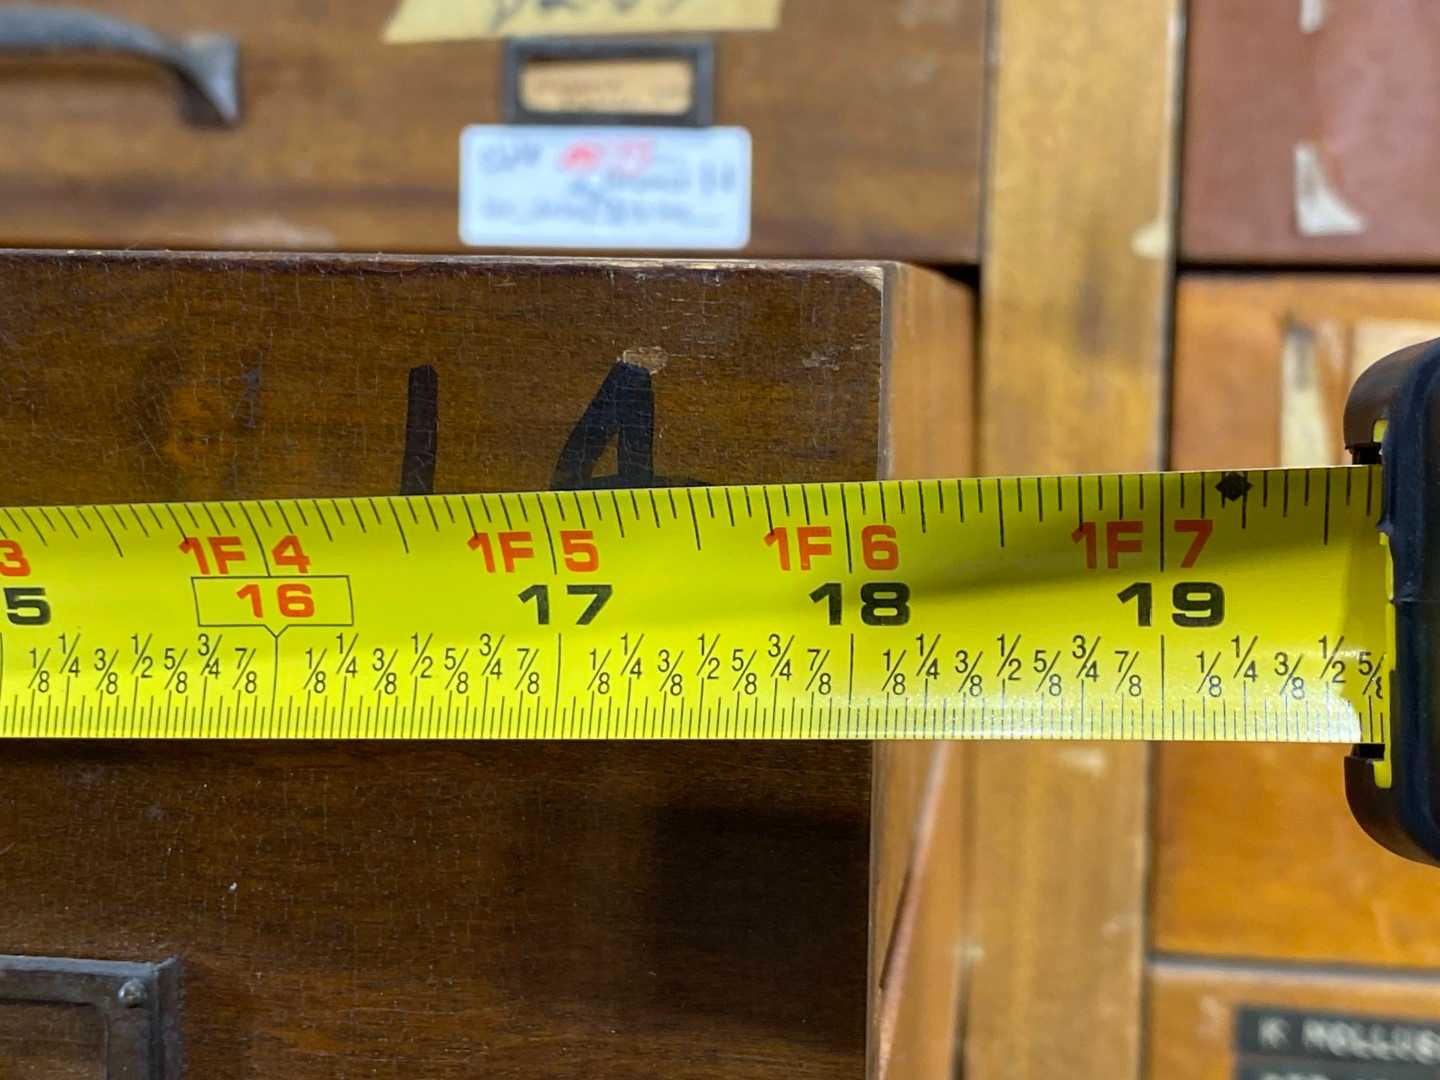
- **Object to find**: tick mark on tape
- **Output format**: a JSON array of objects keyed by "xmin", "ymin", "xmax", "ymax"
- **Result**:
[{"xmin": 1216, "ymin": 472, "xmax": 1253, "ymax": 504}]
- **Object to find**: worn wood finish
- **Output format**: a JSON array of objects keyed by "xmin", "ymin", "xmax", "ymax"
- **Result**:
[
  {"xmin": 0, "ymin": 251, "xmax": 975, "ymax": 1078},
  {"xmin": 969, "ymin": 0, "xmax": 1183, "ymax": 1076},
  {"xmin": 1161, "ymin": 276, "xmax": 1440, "ymax": 970},
  {"xmin": 1148, "ymin": 960, "xmax": 1440, "ymax": 1080},
  {"xmin": 0, "ymin": 0, "xmax": 984, "ymax": 259},
  {"xmin": 870, "ymin": 744, "xmax": 968, "ymax": 1080},
  {"xmin": 1184, "ymin": 0, "xmax": 1440, "ymax": 263},
  {"xmin": 868, "ymin": 268, "xmax": 973, "ymax": 1080}
]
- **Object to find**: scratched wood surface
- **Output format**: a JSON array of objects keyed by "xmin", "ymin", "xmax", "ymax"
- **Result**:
[
  {"xmin": 0, "ymin": 251, "xmax": 975, "ymax": 1078},
  {"xmin": 968, "ymin": 0, "xmax": 1183, "ymax": 1075},
  {"xmin": 1160, "ymin": 276, "xmax": 1440, "ymax": 971},
  {"xmin": 1185, "ymin": 0, "xmax": 1440, "ymax": 263},
  {"xmin": 0, "ymin": 0, "xmax": 985, "ymax": 260}
]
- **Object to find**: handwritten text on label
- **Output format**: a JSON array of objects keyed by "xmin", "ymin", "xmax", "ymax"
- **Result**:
[{"xmin": 384, "ymin": 0, "xmax": 783, "ymax": 44}]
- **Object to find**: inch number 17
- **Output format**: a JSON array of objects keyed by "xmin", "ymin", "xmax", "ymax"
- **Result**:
[{"xmin": 518, "ymin": 584, "xmax": 613, "ymax": 625}]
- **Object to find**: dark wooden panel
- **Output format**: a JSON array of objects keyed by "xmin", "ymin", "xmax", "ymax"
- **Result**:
[
  {"xmin": 0, "ymin": 742, "xmax": 872, "ymax": 1079},
  {"xmin": 0, "ymin": 0, "xmax": 984, "ymax": 260},
  {"xmin": 0, "ymin": 252, "xmax": 892, "ymax": 502},
  {"xmin": 0, "ymin": 251, "xmax": 975, "ymax": 1077},
  {"xmin": 1184, "ymin": 0, "xmax": 1440, "ymax": 263},
  {"xmin": 1159, "ymin": 275, "xmax": 1440, "ymax": 969}
]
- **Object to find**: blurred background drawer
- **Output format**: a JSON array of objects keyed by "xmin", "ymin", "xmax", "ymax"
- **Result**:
[
  {"xmin": 0, "ymin": 0, "xmax": 985, "ymax": 259},
  {"xmin": 1185, "ymin": 0, "xmax": 1440, "ymax": 264},
  {"xmin": 1159, "ymin": 275, "xmax": 1440, "ymax": 971}
]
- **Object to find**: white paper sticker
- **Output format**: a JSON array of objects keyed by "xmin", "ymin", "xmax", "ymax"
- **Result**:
[{"xmin": 459, "ymin": 125, "xmax": 752, "ymax": 251}]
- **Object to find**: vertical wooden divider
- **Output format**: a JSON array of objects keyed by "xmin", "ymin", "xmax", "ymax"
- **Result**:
[{"xmin": 964, "ymin": 1, "xmax": 1185, "ymax": 1075}]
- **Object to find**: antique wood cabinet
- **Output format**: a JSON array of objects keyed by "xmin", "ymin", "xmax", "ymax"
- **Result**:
[
  {"xmin": 0, "ymin": 250, "xmax": 973, "ymax": 1078},
  {"xmin": 0, "ymin": 0, "xmax": 985, "ymax": 260},
  {"xmin": 1147, "ymin": 276, "xmax": 1440, "ymax": 1077}
]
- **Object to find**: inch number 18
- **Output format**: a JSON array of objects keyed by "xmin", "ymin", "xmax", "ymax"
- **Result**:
[{"xmin": 809, "ymin": 582, "xmax": 911, "ymax": 627}]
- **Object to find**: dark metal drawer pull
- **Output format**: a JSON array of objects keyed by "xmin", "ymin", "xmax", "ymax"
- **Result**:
[{"xmin": 0, "ymin": 4, "xmax": 240, "ymax": 126}]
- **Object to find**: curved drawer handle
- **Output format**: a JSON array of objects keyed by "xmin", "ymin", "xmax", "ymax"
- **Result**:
[{"xmin": 0, "ymin": 5, "xmax": 240, "ymax": 126}]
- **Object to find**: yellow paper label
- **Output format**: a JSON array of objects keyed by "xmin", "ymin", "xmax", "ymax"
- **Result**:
[
  {"xmin": 520, "ymin": 59, "xmax": 696, "ymax": 116},
  {"xmin": 384, "ymin": 0, "xmax": 783, "ymax": 44}
]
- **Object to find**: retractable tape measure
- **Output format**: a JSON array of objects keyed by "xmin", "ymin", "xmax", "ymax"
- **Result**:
[
  {"xmin": 0, "ymin": 466, "xmax": 1386, "ymax": 745},
  {"xmin": 5, "ymin": 337, "xmax": 1440, "ymax": 867}
]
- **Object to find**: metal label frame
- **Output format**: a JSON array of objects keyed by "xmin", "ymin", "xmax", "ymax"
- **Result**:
[
  {"xmin": 0, "ymin": 954, "xmax": 181, "ymax": 1078},
  {"xmin": 502, "ymin": 37, "xmax": 715, "ymax": 127}
]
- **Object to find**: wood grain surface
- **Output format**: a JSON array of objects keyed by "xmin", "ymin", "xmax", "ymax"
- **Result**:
[
  {"xmin": 0, "ymin": 1001, "xmax": 102, "ymax": 1079},
  {"xmin": 870, "ymin": 265, "xmax": 974, "ymax": 1080},
  {"xmin": 1184, "ymin": 0, "xmax": 1440, "ymax": 263},
  {"xmin": 1161, "ymin": 275, "xmax": 1440, "ymax": 969},
  {"xmin": 0, "ymin": 0, "xmax": 984, "ymax": 260},
  {"xmin": 967, "ymin": 0, "xmax": 1184, "ymax": 1076},
  {"xmin": 0, "ymin": 251, "xmax": 975, "ymax": 1077}
]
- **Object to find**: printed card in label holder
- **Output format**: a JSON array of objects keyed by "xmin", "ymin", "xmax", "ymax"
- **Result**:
[
  {"xmin": 459, "ymin": 125, "xmax": 751, "ymax": 250},
  {"xmin": 1235, "ymin": 1006, "xmax": 1440, "ymax": 1080}
]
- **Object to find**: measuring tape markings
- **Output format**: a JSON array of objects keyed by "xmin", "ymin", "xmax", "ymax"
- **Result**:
[{"xmin": 0, "ymin": 467, "xmax": 1389, "ymax": 741}]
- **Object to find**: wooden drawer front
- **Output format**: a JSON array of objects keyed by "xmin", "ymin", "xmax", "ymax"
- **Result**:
[
  {"xmin": 0, "ymin": 1, "xmax": 984, "ymax": 260},
  {"xmin": 0, "ymin": 253, "xmax": 925, "ymax": 503},
  {"xmin": 1185, "ymin": 0, "xmax": 1440, "ymax": 263},
  {"xmin": 0, "ymin": 251, "xmax": 973, "ymax": 1077},
  {"xmin": 1158, "ymin": 276, "xmax": 1440, "ymax": 969},
  {"xmin": 1, "ymin": 742, "xmax": 874, "ymax": 1080}
]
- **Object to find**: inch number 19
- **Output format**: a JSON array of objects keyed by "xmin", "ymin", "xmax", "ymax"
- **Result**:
[{"xmin": 1118, "ymin": 581, "xmax": 1224, "ymax": 628}]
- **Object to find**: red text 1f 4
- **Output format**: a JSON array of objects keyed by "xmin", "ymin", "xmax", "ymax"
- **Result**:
[{"xmin": 180, "ymin": 534, "xmax": 312, "ymax": 575}]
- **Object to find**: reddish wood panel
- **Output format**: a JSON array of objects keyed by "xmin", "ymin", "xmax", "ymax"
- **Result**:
[
  {"xmin": 1185, "ymin": 0, "xmax": 1440, "ymax": 263},
  {"xmin": 0, "ymin": 0, "xmax": 984, "ymax": 259}
]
